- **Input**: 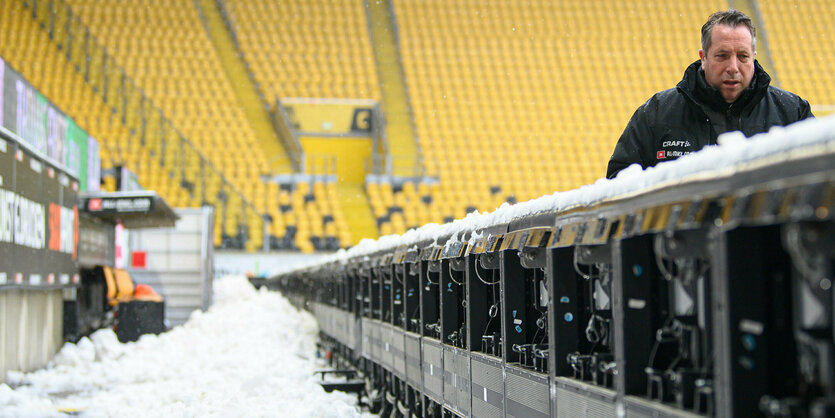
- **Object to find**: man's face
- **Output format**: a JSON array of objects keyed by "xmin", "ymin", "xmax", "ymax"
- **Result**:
[{"xmin": 699, "ymin": 24, "xmax": 756, "ymax": 103}]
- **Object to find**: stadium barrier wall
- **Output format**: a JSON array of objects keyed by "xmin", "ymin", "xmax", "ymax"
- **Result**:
[
  {"xmin": 0, "ymin": 289, "xmax": 63, "ymax": 385},
  {"xmin": 268, "ymin": 118, "xmax": 835, "ymax": 417},
  {"xmin": 0, "ymin": 59, "xmax": 107, "ymax": 383},
  {"xmin": 0, "ymin": 125, "xmax": 82, "ymax": 384},
  {"xmin": 127, "ymin": 207, "xmax": 215, "ymax": 327}
]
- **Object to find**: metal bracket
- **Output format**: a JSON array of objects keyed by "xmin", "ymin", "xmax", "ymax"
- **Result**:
[
  {"xmin": 479, "ymin": 253, "xmax": 500, "ymax": 270},
  {"xmin": 450, "ymin": 257, "xmax": 467, "ymax": 272},
  {"xmin": 408, "ymin": 262, "xmax": 419, "ymax": 275},
  {"xmin": 576, "ymin": 244, "xmax": 611, "ymax": 265},
  {"xmin": 520, "ymin": 247, "xmax": 546, "ymax": 269},
  {"xmin": 655, "ymin": 229, "xmax": 709, "ymax": 260}
]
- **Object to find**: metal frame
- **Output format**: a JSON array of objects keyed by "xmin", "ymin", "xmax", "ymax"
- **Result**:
[{"xmin": 268, "ymin": 149, "xmax": 835, "ymax": 417}]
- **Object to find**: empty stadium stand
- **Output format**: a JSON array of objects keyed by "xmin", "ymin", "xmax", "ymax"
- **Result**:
[
  {"xmin": 0, "ymin": 1, "xmax": 134, "ymax": 175},
  {"xmin": 6, "ymin": 0, "xmax": 355, "ymax": 252},
  {"xmin": 63, "ymin": 0, "xmax": 276, "ymax": 250},
  {"xmin": 759, "ymin": 0, "xmax": 835, "ymax": 117},
  {"xmin": 7, "ymin": 0, "xmax": 832, "ymax": 250},
  {"xmin": 64, "ymin": 0, "xmax": 269, "ymax": 183},
  {"xmin": 1, "ymin": 0, "xmax": 265, "ymax": 251},
  {"xmin": 369, "ymin": 0, "xmax": 726, "ymax": 235},
  {"xmin": 222, "ymin": 0, "xmax": 381, "ymax": 103}
]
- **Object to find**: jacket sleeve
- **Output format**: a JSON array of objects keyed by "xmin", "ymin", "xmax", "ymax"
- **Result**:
[
  {"xmin": 799, "ymin": 96, "xmax": 814, "ymax": 119},
  {"xmin": 606, "ymin": 99, "xmax": 654, "ymax": 179}
]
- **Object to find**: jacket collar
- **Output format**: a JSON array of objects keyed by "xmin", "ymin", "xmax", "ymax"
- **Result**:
[{"xmin": 677, "ymin": 59, "xmax": 771, "ymax": 114}]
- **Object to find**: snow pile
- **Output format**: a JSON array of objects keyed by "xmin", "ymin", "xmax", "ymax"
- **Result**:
[
  {"xmin": 276, "ymin": 115, "xmax": 835, "ymax": 275},
  {"xmin": 0, "ymin": 276, "xmax": 367, "ymax": 417}
]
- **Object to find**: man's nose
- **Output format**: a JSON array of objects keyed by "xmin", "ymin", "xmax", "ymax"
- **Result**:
[{"xmin": 727, "ymin": 57, "xmax": 740, "ymax": 74}]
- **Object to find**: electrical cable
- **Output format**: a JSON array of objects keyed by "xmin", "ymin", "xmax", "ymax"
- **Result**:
[
  {"xmin": 447, "ymin": 262, "xmax": 463, "ymax": 285},
  {"xmin": 475, "ymin": 257, "xmax": 500, "ymax": 285},
  {"xmin": 482, "ymin": 283, "xmax": 500, "ymax": 350},
  {"xmin": 653, "ymin": 236, "xmax": 677, "ymax": 281},
  {"xmin": 646, "ymin": 316, "xmax": 678, "ymax": 371},
  {"xmin": 409, "ymin": 304, "xmax": 421, "ymax": 329},
  {"xmin": 426, "ymin": 269, "xmax": 439, "ymax": 285},
  {"xmin": 573, "ymin": 249, "xmax": 594, "ymax": 280},
  {"xmin": 784, "ymin": 223, "xmax": 826, "ymax": 280},
  {"xmin": 662, "ymin": 320, "xmax": 685, "ymax": 375}
]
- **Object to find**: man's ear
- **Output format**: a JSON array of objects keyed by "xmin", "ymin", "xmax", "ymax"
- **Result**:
[{"xmin": 699, "ymin": 49, "xmax": 706, "ymax": 63}]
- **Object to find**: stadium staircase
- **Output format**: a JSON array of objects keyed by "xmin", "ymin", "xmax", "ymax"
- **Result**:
[
  {"xmin": 222, "ymin": 0, "xmax": 386, "ymax": 245},
  {"xmin": 194, "ymin": 0, "xmax": 291, "ymax": 173},
  {"xmin": 364, "ymin": 0, "xmax": 421, "ymax": 178},
  {"xmin": 337, "ymin": 184, "xmax": 378, "ymax": 244}
]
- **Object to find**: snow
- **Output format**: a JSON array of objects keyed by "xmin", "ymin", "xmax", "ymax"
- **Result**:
[
  {"xmin": 276, "ymin": 115, "xmax": 835, "ymax": 275},
  {"xmin": 0, "ymin": 276, "xmax": 369, "ymax": 417}
]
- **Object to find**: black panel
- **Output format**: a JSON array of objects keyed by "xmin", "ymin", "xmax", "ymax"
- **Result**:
[
  {"xmin": 713, "ymin": 226, "xmax": 797, "ymax": 417},
  {"xmin": 0, "ymin": 136, "xmax": 12, "ymax": 286},
  {"xmin": 12, "ymin": 146, "xmax": 44, "ymax": 284}
]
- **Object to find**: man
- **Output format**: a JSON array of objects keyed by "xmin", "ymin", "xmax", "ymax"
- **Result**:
[{"xmin": 606, "ymin": 9, "xmax": 813, "ymax": 179}]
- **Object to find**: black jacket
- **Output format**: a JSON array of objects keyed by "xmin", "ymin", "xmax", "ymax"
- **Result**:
[{"xmin": 606, "ymin": 60, "xmax": 813, "ymax": 178}]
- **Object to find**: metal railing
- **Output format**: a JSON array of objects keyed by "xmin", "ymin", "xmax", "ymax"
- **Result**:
[
  {"xmin": 271, "ymin": 99, "xmax": 305, "ymax": 172},
  {"xmin": 367, "ymin": 154, "xmax": 426, "ymax": 180},
  {"xmin": 26, "ymin": 0, "xmax": 266, "ymax": 250},
  {"xmin": 305, "ymin": 153, "xmax": 338, "ymax": 179}
]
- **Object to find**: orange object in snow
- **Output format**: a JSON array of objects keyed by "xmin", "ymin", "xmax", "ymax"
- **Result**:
[{"xmin": 134, "ymin": 283, "xmax": 163, "ymax": 302}]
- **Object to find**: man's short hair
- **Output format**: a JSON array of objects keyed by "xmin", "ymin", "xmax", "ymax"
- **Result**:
[{"xmin": 701, "ymin": 9, "xmax": 756, "ymax": 53}]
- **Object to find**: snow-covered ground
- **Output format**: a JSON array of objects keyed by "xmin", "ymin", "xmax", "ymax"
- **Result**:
[{"xmin": 0, "ymin": 276, "xmax": 369, "ymax": 417}]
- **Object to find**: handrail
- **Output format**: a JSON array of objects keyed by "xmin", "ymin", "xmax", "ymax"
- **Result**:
[
  {"xmin": 271, "ymin": 100, "xmax": 305, "ymax": 172},
  {"xmin": 373, "ymin": 102, "xmax": 391, "ymax": 175}
]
